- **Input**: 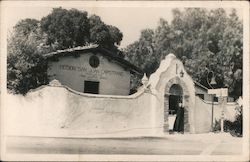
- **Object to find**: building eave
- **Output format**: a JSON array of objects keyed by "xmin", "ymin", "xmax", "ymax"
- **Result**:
[
  {"xmin": 43, "ymin": 45, "xmax": 143, "ymax": 75},
  {"xmin": 194, "ymin": 81, "xmax": 208, "ymax": 91}
]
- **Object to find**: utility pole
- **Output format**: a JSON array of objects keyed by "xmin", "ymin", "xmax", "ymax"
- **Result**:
[
  {"xmin": 208, "ymin": 88, "xmax": 228, "ymax": 133},
  {"xmin": 220, "ymin": 96, "xmax": 227, "ymax": 133},
  {"xmin": 207, "ymin": 71, "xmax": 217, "ymax": 132},
  {"xmin": 211, "ymin": 94, "xmax": 214, "ymax": 132}
]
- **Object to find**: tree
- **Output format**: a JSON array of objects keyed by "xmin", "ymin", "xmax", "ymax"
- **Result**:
[
  {"xmin": 89, "ymin": 15, "xmax": 123, "ymax": 53},
  {"xmin": 7, "ymin": 19, "xmax": 49, "ymax": 94},
  {"xmin": 124, "ymin": 8, "xmax": 243, "ymax": 99},
  {"xmin": 89, "ymin": 15, "xmax": 110, "ymax": 45},
  {"xmin": 124, "ymin": 29, "xmax": 158, "ymax": 75},
  {"xmin": 41, "ymin": 8, "xmax": 90, "ymax": 49},
  {"xmin": 8, "ymin": 8, "xmax": 124, "ymax": 94},
  {"xmin": 107, "ymin": 25, "xmax": 123, "ymax": 46},
  {"xmin": 40, "ymin": 9, "xmax": 123, "ymax": 51}
]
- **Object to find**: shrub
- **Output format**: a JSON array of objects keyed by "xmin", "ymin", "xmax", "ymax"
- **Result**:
[{"xmin": 214, "ymin": 106, "xmax": 242, "ymax": 137}]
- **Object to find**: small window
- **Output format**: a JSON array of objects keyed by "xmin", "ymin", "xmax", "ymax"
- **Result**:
[
  {"xmin": 213, "ymin": 96, "xmax": 218, "ymax": 102},
  {"xmin": 84, "ymin": 81, "xmax": 99, "ymax": 94},
  {"xmin": 196, "ymin": 94, "xmax": 204, "ymax": 99},
  {"xmin": 89, "ymin": 55, "xmax": 100, "ymax": 68}
]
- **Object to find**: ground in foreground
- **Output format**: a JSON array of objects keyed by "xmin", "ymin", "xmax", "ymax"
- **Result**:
[{"xmin": 6, "ymin": 133, "xmax": 242, "ymax": 155}]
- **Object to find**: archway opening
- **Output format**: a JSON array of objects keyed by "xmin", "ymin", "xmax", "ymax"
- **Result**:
[{"xmin": 167, "ymin": 84, "xmax": 184, "ymax": 133}]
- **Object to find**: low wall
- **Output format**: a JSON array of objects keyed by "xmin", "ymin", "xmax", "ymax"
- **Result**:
[
  {"xmin": 6, "ymin": 85, "xmax": 162, "ymax": 138},
  {"xmin": 194, "ymin": 96, "xmax": 239, "ymax": 133}
]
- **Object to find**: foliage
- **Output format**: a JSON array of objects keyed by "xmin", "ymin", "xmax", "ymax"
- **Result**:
[
  {"xmin": 40, "ymin": 8, "xmax": 123, "ymax": 51},
  {"xmin": 124, "ymin": 8, "xmax": 243, "ymax": 98},
  {"xmin": 8, "ymin": 8, "xmax": 123, "ymax": 94},
  {"xmin": 129, "ymin": 73, "xmax": 143, "ymax": 94},
  {"xmin": 124, "ymin": 29, "xmax": 158, "ymax": 75},
  {"xmin": 213, "ymin": 105, "xmax": 242, "ymax": 137},
  {"xmin": 89, "ymin": 15, "xmax": 123, "ymax": 48},
  {"xmin": 41, "ymin": 8, "xmax": 90, "ymax": 49},
  {"xmin": 7, "ymin": 19, "xmax": 50, "ymax": 94}
]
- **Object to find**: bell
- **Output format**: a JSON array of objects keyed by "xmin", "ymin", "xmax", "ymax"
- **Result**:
[
  {"xmin": 141, "ymin": 73, "xmax": 149, "ymax": 86},
  {"xmin": 210, "ymin": 76, "xmax": 217, "ymax": 85}
]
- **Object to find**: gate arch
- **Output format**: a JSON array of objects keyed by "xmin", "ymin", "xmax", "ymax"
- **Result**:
[
  {"xmin": 148, "ymin": 54, "xmax": 196, "ymax": 134},
  {"xmin": 163, "ymin": 77, "xmax": 190, "ymax": 133}
]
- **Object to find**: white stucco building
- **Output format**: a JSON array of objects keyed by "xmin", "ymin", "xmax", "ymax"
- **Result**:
[{"xmin": 44, "ymin": 45, "xmax": 142, "ymax": 95}]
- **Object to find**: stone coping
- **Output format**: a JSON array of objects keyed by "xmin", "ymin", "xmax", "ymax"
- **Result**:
[
  {"xmin": 27, "ymin": 83, "xmax": 152, "ymax": 100},
  {"xmin": 196, "ymin": 96, "xmax": 238, "ymax": 105}
]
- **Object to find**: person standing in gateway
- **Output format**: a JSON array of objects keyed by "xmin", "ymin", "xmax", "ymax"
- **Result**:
[{"xmin": 173, "ymin": 101, "xmax": 184, "ymax": 133}]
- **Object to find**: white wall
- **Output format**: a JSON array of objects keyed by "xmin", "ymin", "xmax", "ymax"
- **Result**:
[
  {"xmin": 6, "ymin": 53, "xmax": 237, "ymax": 138},
  {"xmin": 6, "ymin": 85, "xmax": 162, "ymax": 138},
  {"xmin": 194, "ymin": 96, "xmax": 239, "ymax": 133}
]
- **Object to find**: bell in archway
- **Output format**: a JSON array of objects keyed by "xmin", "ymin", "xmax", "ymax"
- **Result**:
[{"xmin": 210, "ymin": 76, "xmax": 217, "ymax": 86}]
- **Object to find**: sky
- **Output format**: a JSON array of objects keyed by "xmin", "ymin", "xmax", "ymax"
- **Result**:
[
  {"xmin": 2, "ymin": 1, "xmax": 243, "ymax": 48},
  {"xmin": 4, "ymin": 6, "xmax": 173, "ymax": 48}
]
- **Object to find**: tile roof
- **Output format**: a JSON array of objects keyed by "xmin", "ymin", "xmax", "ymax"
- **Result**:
[
  {"xmin": 194, "ymin": 81, "xmax": 208, "ymax": 90},
  {"xmin": 43, "ymin": 45, "xmax": 143, "ymax": 75}
]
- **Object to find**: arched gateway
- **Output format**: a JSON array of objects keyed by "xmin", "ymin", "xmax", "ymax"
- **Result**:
[
  {"xmin": 164, "ymin": 77, "xmax": 190, "ymax": 133},
  {"xmin": 148, "ymin": 54, "xmax": 196, "ymax": 134}
]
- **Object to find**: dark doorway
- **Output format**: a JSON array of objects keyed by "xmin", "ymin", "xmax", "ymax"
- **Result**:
[
  {"xmin": 172, "ymin": 96, "xmax": 184, "ymax": 133},
  {"xmin": 84, "ymin": 81, "xmax": 99, "ymax": 94},
  {"xmin": 168, "ymin": 84, "xmax": 184, "ymax": 133},
  {"xmin": 169, "ymin": 95, "xmax": 181, "ymax": 115}
]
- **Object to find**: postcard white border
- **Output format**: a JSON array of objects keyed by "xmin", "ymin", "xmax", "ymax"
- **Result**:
[{"xmin": 1, "ymin": 1, "xmax": 249, "ymax": 161}]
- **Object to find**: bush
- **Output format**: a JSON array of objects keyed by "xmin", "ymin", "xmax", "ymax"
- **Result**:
[{"xmin": 214, "ymin": 106, "xmax": 242, "ymax": 137}]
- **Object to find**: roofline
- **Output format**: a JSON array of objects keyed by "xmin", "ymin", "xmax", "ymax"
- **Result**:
[
  {"xmin": 43, "ymin": 45, "xmax": 143, "ymax": 75},
  {"xmin": 43, "ymin": 44, "xmax": 99, "ymax": 57},
  {"xmin": 98, "ymin": 47, "xmax": 143, "ymax": 75},
  {"xmin": 194, "ymin": 81, "xmax": 208, "ymax": 90}
]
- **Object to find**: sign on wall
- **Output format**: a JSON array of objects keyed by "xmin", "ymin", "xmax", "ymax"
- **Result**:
[
  {"xmin": 208, "ymin": 88, "xmax": 228, "ymax": 97},
  {"xmin": 59, "ymin": 64, "xmax": 125, "ymax": 79}
]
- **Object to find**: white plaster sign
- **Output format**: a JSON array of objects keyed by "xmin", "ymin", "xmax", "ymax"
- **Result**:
[
  {"xmin": 208, "ymin": 88, "xmax": 228, "ymax": 97},
  {"xmin": 207, "ymin": 89, "xmax": 221, "ymax": 95}
]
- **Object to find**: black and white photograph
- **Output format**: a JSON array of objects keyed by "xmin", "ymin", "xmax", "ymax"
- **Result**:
[{"xmin": 0, "ymin": 1, "xmax": 249, "ymax": 161}]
